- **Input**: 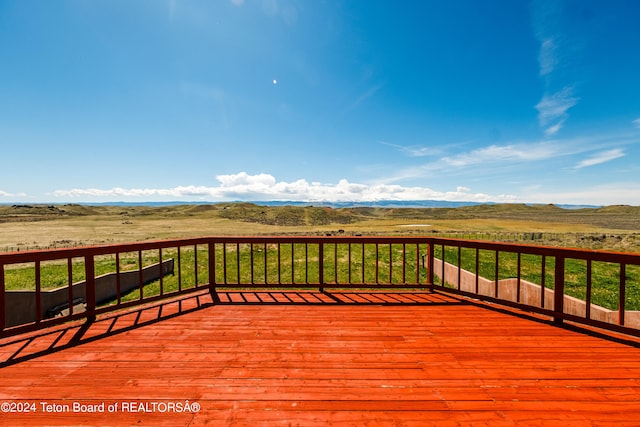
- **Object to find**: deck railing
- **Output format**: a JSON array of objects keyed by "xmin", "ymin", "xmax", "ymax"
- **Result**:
[{"xmin": 1, "ymin": 236, "xmax": 639, "ymax": 338}]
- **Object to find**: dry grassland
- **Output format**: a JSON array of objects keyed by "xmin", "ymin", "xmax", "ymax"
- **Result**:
[{"xmin": 1, "ymin": 203, "xmax": 639, "ymax": 252}]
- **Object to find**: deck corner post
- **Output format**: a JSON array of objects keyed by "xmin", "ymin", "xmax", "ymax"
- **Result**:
[
  {"xmin": 85, "ymin": 255, "xmax": 96, "ymax": 323},
  {"xmin": 554, "ymin": 255, "xmax": 565, "ymax": 325},
  {"xmin": 208, "ymin": 242, "xmax": 220, "ymax": 303}
]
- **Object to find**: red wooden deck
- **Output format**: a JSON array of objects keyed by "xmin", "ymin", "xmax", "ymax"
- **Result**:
[{"xmin": 1, "ymin": 290, "xmax": 640, "ymax": 426}]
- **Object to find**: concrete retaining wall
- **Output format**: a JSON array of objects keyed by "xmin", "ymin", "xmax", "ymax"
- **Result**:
[
  {"xmin": 4, "ymin": 259, "xmax": 174, "ymax": 328},
  {"xmin": 433, "ymin": 258, "xmax": 640, "ymax": 329}
]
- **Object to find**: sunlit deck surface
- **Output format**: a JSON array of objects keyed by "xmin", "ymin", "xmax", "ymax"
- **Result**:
[{"xmin": 2, "ymin": 290, "xmax": 640, "ymax": 426}]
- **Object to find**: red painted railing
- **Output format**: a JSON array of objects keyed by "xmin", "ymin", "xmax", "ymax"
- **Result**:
[{"xmin": 1, "ymin": 236, "xmax": 639, "ymax": 338}]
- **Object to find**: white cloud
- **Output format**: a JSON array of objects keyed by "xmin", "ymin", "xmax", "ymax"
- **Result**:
[
  {"xmin": 441, "ymin": 142, "xmax": 558, "ymax": 168},
  {"xmin": 380, "ymin": 141, "xmax": 440, "ymax": 157},
  {"xmin": 633, "ymin": 118, "xmax": 640, "ymax": 129},
  {"xmin": 535, "ymin": 87, "xmax": 579, "ymax": 136},
  {"xmin": 51, "ymin": 172, "xmax": 516, "ymax": 203},
  {"xmin": 0, "ymin": 190, "xmax": 26, "ymax": 198},
  {"xmin": 538, "ymin": 38, "xmax": 558, "ymax": 76},
  {"xmin": 217, "ymin": 172, "xmax": 276, "ymax": 187},
  {"xmin": 531, "ymin": 1, "xmax": 581, "ymax": 138},
  {"xmin": 574, "ymin": 149, "xmax": 625, "ymax": 169}
]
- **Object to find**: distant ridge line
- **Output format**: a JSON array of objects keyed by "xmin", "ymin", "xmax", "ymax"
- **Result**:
[{"xmin": 36, "ymin": 200, "xmax": 602, "ymax": 209}]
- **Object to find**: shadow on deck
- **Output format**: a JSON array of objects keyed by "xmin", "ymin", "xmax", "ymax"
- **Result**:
[
  {"xmin": 2, "ymin": 290, "xmax": 640, "ymax": 426},
  {"xmin": 0, "ymin": 290, "xmax": 463, "ymax": 367}
]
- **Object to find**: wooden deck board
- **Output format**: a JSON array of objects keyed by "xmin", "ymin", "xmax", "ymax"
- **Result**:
[{"xmin": 1, "ymin": 290, "xmax": 640, "ymax": 426}]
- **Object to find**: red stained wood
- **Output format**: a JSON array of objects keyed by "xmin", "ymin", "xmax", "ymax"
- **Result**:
[{"xmin": 1, "ymin": 290, "xmax": 640, "ymax": 426}]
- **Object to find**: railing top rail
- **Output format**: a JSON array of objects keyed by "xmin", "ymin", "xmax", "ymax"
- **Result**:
[
  {"xmin": 427, "ymin": 237, "xmax": 640, "ymax": 264},
  {"xmin": 1, "ymin": 235, "xmax": 639, "ymax": 265}
]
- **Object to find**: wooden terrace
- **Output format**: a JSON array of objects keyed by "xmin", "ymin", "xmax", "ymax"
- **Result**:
[{"xmin": 2, "ymin": 236, "xmax": 640, "ymax": 425}]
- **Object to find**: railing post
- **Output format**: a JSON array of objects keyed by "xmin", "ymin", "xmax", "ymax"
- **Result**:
[
  {"xmin": 208, "ymin": 242, "xmax": 220, "ymax": 303},
  {"xmin": 554, "ymin": 256, "xmax": 565, "ymax": 325},
  {"xmin": 85, "ymin": 255, "xmax": 96, "ymax": 323},
  {"xmin": 319, "ymin": 242, "xmax": 324, "ymax": 292}
]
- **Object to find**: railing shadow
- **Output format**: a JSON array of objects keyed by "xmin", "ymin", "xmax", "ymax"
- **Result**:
[
  {"xmin": 3, "ymin": 288, "xmax": 638, "ymax": 369},
  {"xmin": 0, "ymin": 289, "xmax": 464, "ymax": 368}
]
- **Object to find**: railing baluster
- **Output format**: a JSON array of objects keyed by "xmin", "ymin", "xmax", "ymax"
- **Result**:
[
  {"xmin": 250, "ymin": 243, "xmax": 255, "ymax": 285},
  {"xmin": 620, "ymin": 263, "xmax": 626, "ymax": 326},
  {"xmin": 348, "ymin": 243, "xmax": 352, "ymax": 285},
  {"xmin": 236, "ymin": 243, "xmax": 241, "ymax": 285},
  {"xmin": 291, "ymin": 243, "xmax": 295, "ymax": 285},
  {"xmin": 517, "ymin": 252, "xmax": 521, "ymax": 303},
  {"xmin": 403, "ymin": 243, "xmax": 407, "ymax": 284},
  {"xmin": 457, "ymin": 245, "xmax": 461, "ymax": 291},
  {"xmin": 415, "ymin": 243, "xmax": 420, "ymax": 284},
  {"xmin": 194, "ymin": 245, "xmax": 199, "ymax": 287},
  {"xmin": 375, "ymin": 244, "xmax": 379, "ymax": 284},
  {"xmin": 541, "ymin": 255, "xmax": 546, "ymax": 308},
  {"xmin": 159, "ymin": 248, "xmax": 164, "ymax": 296},
  {"xmin": 306, "ymin": 243, "xmax": 310, "ymax": 285},
  {"xmin": 138, "ymin": 250, "xmax": 144, "ymax": 300},
  {"xmin": 209, "ymin": 241, "xmax": 219, "ymax": 303},
  {"xmin": 264, "ymin": 243, "xmax": 268, "ymax": 285},
  {"xmin": 116, "ymin": 253, "xmax": 122, "ymax": 304},
  {"xmin": 67, "ymin": 257, "xmax": 74, "ymax": 315},
  {"xmin": 319, "ymin": 242, "xmax": 324, "ymax": 292},
  {"xmin": 475, "ymin": 248, "xmax": 479, "ymax": 294},
  {"xmin": 389, "ymin": 244, "xmax": 393, "ymax": 284},
  {"xmin": 441, "ymin": 244, "xmax": 445, "ymax": 286},
  {"xmin": 428, "ymin": 242, "xmax": 434, "ymax": 285},
  {"xmin": 223, "ymin": 243, "xmax": 228, "ymax": 285},
  {"xmin": 278, "ymin": 243, "xmax": 282, "ymax": 286},
  {"xmin": 585, "ymin": 259, "xmax": 592, "ymax": 320},
  {"xmin": 494, "ymin": 251, "xmax": 499, "ymax": 298},
  {"xmin": 334, "ymin": 243, "xmax": 338, "ymax": 284},
  {"xmin": 177, "ymin": 246, "xmax": 182, "ymax": 292},
  {"xmin": 0, "ymin": 263, "xmax": 5, "ymax": 330},
  {"xmin": 34, "ymin": 261, "xmax": 42, "ymax": 323},
  {"xmin": 360, "ymin": 243, "xmax": 366, "ymax": 285}
]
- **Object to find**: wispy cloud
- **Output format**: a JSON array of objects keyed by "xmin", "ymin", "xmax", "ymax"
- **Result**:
[
  {"xmin": 531, "ymin": 0, "xmax": 579, "ymax": 137},
  {"xmin": 441, "ymin": 142, "xmax": 558, "ymax": 168},
  {"xmin": 343, "ymin": 83, "xmax": 384, "ymax": 114},
  {"xmin": 574, "ymin": 148, "xmax": 625, "ymax": 169},
  {"xmin": 538, "ymin": 38, "xmax": 558, "ymax": 76},
  {"xmin": 535, "ymin": 86, "xmax": 579, "ymax": 137},
  {"xmin": 377, "ymin": 131, "xmax": 639, "ymax": 186},
  {"xmin": 633, "ymin": 118, "xmax": 640, "ymax": 129},
  {"xmin": 380, "ymin": 141, "xmax": 441, "ymax": 157},
  {"xmin": 51, "ymin": 172, "xmax": 516, "ymax": 203}
]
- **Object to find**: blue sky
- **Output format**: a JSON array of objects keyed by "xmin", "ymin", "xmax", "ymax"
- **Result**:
[{"xmin": 1, "ymin": 0, "xmax": 639, "ymax": 205}]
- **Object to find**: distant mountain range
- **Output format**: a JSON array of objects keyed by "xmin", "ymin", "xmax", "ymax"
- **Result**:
[{"xmin": 53, "ymin": 200, "xmax": 602, "ymax": 210}]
